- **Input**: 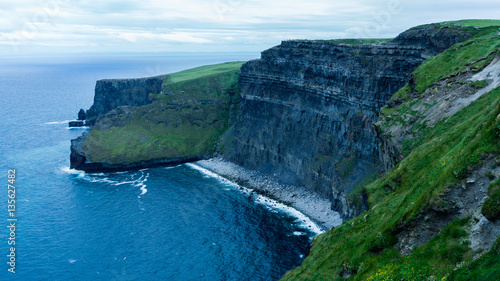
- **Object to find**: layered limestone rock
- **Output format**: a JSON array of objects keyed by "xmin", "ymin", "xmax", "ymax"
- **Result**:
[
  {"xmin": 387, "ymin": 23, "xmax": 475, "ymax": 58},
  {"xmin": 69, "ymin": 24, "xmax": 473, "ymax": 220},
  {"xmin": 226, "ymin": 26, "xmax": 473, "ymax": 220}
]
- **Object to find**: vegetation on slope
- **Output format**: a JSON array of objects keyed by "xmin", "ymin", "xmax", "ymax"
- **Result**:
[
  {"xmin": 438, "ymin": 19, "xmax": 500, "ymax": 28},
  {"xmin": 81, "ymin": 62, "xmax": 242, "ymax": 164},
  {"xmin": 283, "ymin": 24, "xmax": 500, "ymax": 281},
  {"xmin": 292, "ymin": 38, "xmax": 393, "ymax": 45},
  {"xmin": 410, "ymin": 26, "xmax": 500, "ymax": 94},
  {"xmin": 164, "ymin": 61, "xmax": 244, "ymax": 83},
  {"xmin": 448, "ymin": 236, "xmax": 500, "ymax": 280},
  {"xmin": 482, "ymin": 179, "xmax": 500, "ymax": 221}
]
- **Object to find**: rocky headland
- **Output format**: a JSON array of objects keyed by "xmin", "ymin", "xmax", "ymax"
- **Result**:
[{"xmin": 70, "ymin": 21, "xmax": 500, "ymax": 280}]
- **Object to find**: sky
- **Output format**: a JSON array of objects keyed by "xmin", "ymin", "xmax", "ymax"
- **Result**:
[{"xmin": 1, "ymin": 0, "xmax": 499, "ymax": 57}]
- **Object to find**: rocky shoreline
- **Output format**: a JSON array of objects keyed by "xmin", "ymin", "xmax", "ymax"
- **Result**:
[{"xmin": 193, "ymin": 157, "xmax": 342, "ymax": 230}]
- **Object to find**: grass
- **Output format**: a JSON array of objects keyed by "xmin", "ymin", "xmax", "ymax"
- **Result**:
[
  {"xmin": 378, "ymin": 26, "xmax": 500, "ymax": 150},
  {"xmin": 326, "ymin": 38, "xmax": 393, "ymax": 45},
  {"xmin": 347, "ymin": 171, "xmax": 376, "ymax": 214},
  {"xmin": 410, "ymin": 26, "xmax": 500, "ymax": 94},
  {"xmin": 443, "ymin": 19, "xmax": 500, "ymax": 28},
  {"xmin": 482, "ymin": 179, "xmax": 500, "ymax": 221},
  {"xmin": 283, "ymin": 77, "xmax": 500, "ymax": 281},
  {"xmin": 164, "ymin": 61, "xmax": 244, "ymax": 83},
  {"xmin": 366, "ymin": 217, "xmax": 472, "ymax": 281},
  {"xmin": 412, "ymin": 19, "xmax": 500, "ymax": 31},
  {"xmin": 82, "ymin": 62, "xmax": 242, "ymax": 164},
  {"xmin": 282, "ymin": 25, "xmax": 500, "ymax": 280},
  {"xmin": 290, "ymin": 38, "xmax": 393, "ymax": 45},
  {"xmin": 447, "ymin": 236, "xmax": 500, "ymax": 280}
]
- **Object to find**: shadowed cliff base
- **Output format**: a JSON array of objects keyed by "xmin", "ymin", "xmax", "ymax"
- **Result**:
[{"xmin": 194, "ymin": 157, "xmax": 343, "ymax": 230}]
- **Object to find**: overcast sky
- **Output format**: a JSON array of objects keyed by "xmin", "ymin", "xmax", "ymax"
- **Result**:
[{"xmin": 1, "ymin": 0, "xmax": 499, "ymax": 57}]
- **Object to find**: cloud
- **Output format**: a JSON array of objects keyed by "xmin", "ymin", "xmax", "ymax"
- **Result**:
[
  {"xmin": 111, "ymin": 30, "xmax": 212, "ymax": 43},
  {"xmin": 0, "ymin": 0, "xmax": 499, "ymax": 56}
]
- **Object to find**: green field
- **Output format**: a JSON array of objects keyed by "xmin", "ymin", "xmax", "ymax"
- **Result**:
[
  {"xmin": 443, "ymin": 19, "xmax": 500, "ymax": 27},
  {"xmin": 327, "ymin": 38, "xmax": 393, "ymax": 45},
  {"xmin": 292, "ymin": 38, "xmax": 393, "ymax": 45},
  {"xmin": 165, "ymin": 61, "xmax": 245, "ymax": 83}
]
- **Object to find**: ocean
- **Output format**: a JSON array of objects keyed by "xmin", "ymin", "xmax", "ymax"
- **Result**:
[{"xmin": 0, "ymin": 53, "xmax": 318, "ymax": 280}]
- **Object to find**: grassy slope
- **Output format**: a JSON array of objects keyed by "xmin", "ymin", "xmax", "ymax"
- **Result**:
[
  {"xmin": 82, "ymin": 62, "xmax": 242, "ymax": 164},
  {"xmin": 380, "ymin": 26, "xmax": 500, "ymax": 157},
  {"xmin": 292, "ymin": 38, "xmax": 393, "ymax": 45},
  {"xmin": 442, "ymin": 19, "xmax": 500, "ymax": 27},
  {"xmin": 411, "ymin": 26, "xmax": 500, "ymax": 94},
  {"xmin": 323, "ymin": 38, "xmax": 392, "ymax": 45},
  {"xmin": 283, "ymin": 25, "xmax": 500, "ymax": 280},
  {"xmin": 165, "ymin": 61, "xmax": 245, "ymax": 83}
]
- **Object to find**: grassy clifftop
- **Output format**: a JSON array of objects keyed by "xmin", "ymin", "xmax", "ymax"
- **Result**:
[
  {"xmin": 80, "ymin": 62, "xmax": 243, "ymax": 165},
  {"xmin": 283, "ymin": 24, "xmax": 500, "ymax": 280},
  {"xmin": 164, "ymin": 61, "xmax": 244, "ymax": 83}
]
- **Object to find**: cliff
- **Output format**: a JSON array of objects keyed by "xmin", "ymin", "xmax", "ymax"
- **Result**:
[
  {"xmin": 68, "ymin": 20, "xmax": 500, "ymax": 280},
  {"xmin": 226, "ymin": 24, "xmax": 474, "ymax": 220},
  {"xmin": 85, "ymin": 75, "xmax": 164, "ymax": 123},
  {"xmin": 387, "ymin": 22, "xmax": 477, "ymax": 58},
  {"xmin": 70, "ymin": 24, "xmax": 474, "ymax": 217},
  {"xmin": 70, "ymin": 62, "xmax": 243, "ymax": 172},
  {"xmin": 283, "ymin": 24, "xmax": 500, "ymax": 281}
]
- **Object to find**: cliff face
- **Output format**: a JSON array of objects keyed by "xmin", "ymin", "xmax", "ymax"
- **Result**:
[
  {"xmin": 86, "ymin": 75, "xmax": 164, "ymax": 121},
  {"xmin": 387, "ymin": 23, "xmax": 475, "ymax": 58},
  {"xmin": 226, "ymin": 26, "xmax": 473, "ymax": 219},
  {"xmin": 70, "ymin": 25, "xmax": 473, "ymax": 219},
  {"xmin": 70, "ymin": 63, "xmax": 243, "ymax": 173},
  {"xmin": 283, "ymin": 25, "xmax": 500, "ymax": 280}
]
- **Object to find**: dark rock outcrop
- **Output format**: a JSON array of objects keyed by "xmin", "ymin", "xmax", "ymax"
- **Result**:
[
  {"xmin": 68, "ymin": 120, "xmax": 85, "ymax": 127},
  {"xmin": 85, "ymin": 75, "xmax": 164, "ymax": 121},
  {"xmin": 388, "ymin": 23, "xmax": 475, "ymax": 58},
  {"xmin": 225, "ymin": 25, "xmax": 474, "ymax": 220},
  {"xmin": 70, "ymin": 133, "xmax": 88, "ymax": 169},
  {"xmin": 77, "ymin": 108, "xmax": 86, "ymax": 120}
]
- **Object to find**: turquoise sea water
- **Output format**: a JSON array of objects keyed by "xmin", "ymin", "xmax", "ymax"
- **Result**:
[{"xmin": 0, "ymin": 54, "xmax": 317, "ymax": 280}]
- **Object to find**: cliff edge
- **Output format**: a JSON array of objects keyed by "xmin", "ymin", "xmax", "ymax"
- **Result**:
[
  {"xmin": 70, "ymin": 62, "xmax": 243, "ymax": 172},
  {"xmin": 226, "ymin": 24, "xmax": 474, "ymax": 220}
]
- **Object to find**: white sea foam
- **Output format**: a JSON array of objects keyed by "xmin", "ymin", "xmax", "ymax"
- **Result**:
[
  {"xmin": 63, "ymin": 166, "xmax": 151, "ymax": 196},
  {"xmin": 43, "ymin": 120, "xmax": 73, "ymax": 125},
  {"xmin": 136, "ymin": 171, "xmax": 149, "ymax": 197},
  {"xmin": 254, "ymin": 195, "xmax": 324, "ymax": 235},
  {"xmin": 65, "ymin": 126, "xmax": 90, "ymax": 130},
  {"xmin": 61, "ymin": 167, "xmax": 121, "ymax": 184},
  {"xmin": 60, "ymin": 166, "xmax": 86, "ymax": 178},
  {"xmin": 113, "ymin": 180, "xmax": 137, "ymax": 186},
  {"xmin": 186, "ymin": 163, "xmax": 324, "ymax": 235},
  {"xmin": 138, "ymin": 185, "xmax": 148, "ymax": 197},
  {"xmin": 164, "ymin": 165, "xmax": 181, "ymax": 170},
  {"xmin": 91, "ymin": 178, "xmax": 116, "ymax": 184},
  {"xmin": 60, "ymin": 166, "xmax": 81, "ymax": 174}
]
